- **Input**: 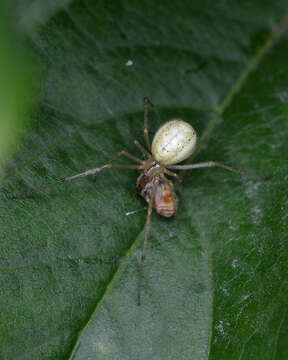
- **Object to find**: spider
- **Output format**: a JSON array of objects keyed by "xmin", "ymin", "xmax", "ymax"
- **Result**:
[{"xmin": 17, "ymin": 97, "xmax": 268, "ymax": 305}]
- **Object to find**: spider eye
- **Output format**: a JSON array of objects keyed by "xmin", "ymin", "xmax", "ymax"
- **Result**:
[{"xmin": 151, "ymin": 119, "xmax": 197, "ymax": 165}]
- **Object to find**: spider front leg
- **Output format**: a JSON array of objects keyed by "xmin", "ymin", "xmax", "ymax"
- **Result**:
[
  {"xmin": 138, "ymin": 177, "xmax": 159, "ymax": 306},
  {"xmin": 134, "ymin": 139, "xmax": 151, "ymax": 158},
  {"xmin": 115, "ymin": 150, "xmax": 143, "ymax": 164},
  {"xmin": 169, "ymin": 161, "xmax": 271, "ymax": 179},
  {"xmin": 143, "ymin": 97, "xmax": 153, "ymax": 151},
  {"xmin": 62, "ymin": 149, "xmax": 144, "ymax": 183},
  {"xmin": 13, "ymin": 150, "xmax": 144, "ymax": 199}
]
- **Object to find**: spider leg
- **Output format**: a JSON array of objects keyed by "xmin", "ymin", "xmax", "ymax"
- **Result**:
[
  {"xmin": 137, "ymin": 177, "xmax": 159, "ymax": 306},
  {"xmin": 168, "ymin": 161, "xmax": 243, "ymax": 174},
  {"xmin": 168, "ymin": 161, "xmax": 271, "ymax": 179},
  {"xmin": 13, "ymin": 152, "xmax": 144, "ymax": 199},
  {"xmin": 91, "ymin": 150, "xmax": 143, "ymax": 182},
  {"xmin": 163, "ymin": 168, "xmax": 182, "ymax": 182},
  {"xmin": 143, "ymin": 97, "xmax": 153, "ymax": 151},
  {"xmin": 116, "ymin": 150, "xmax": 143, "ymax": 164},
  {"xmin": 134, "ymin": 139, "xmax": 151, "ymax": 158}
]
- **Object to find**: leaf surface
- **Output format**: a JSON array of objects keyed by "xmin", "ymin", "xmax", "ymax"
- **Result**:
[{"xmin": 1, "ymin": 1, "xmax": 288, "ymax": 359}]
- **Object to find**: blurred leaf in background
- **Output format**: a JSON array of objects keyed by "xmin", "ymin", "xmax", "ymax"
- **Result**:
[
  {"xmin": 0, "ymin": 1, "xmax": 34, "ymax": 172},
  {"xmin": 1, "ymin": 1, "xmax": 288, "ymax": 360}
]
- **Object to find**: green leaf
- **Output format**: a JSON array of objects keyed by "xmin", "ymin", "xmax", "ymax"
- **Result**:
[{"xmin": 1, "ymin": 2, "xmax": 288, "ymax": 359}]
